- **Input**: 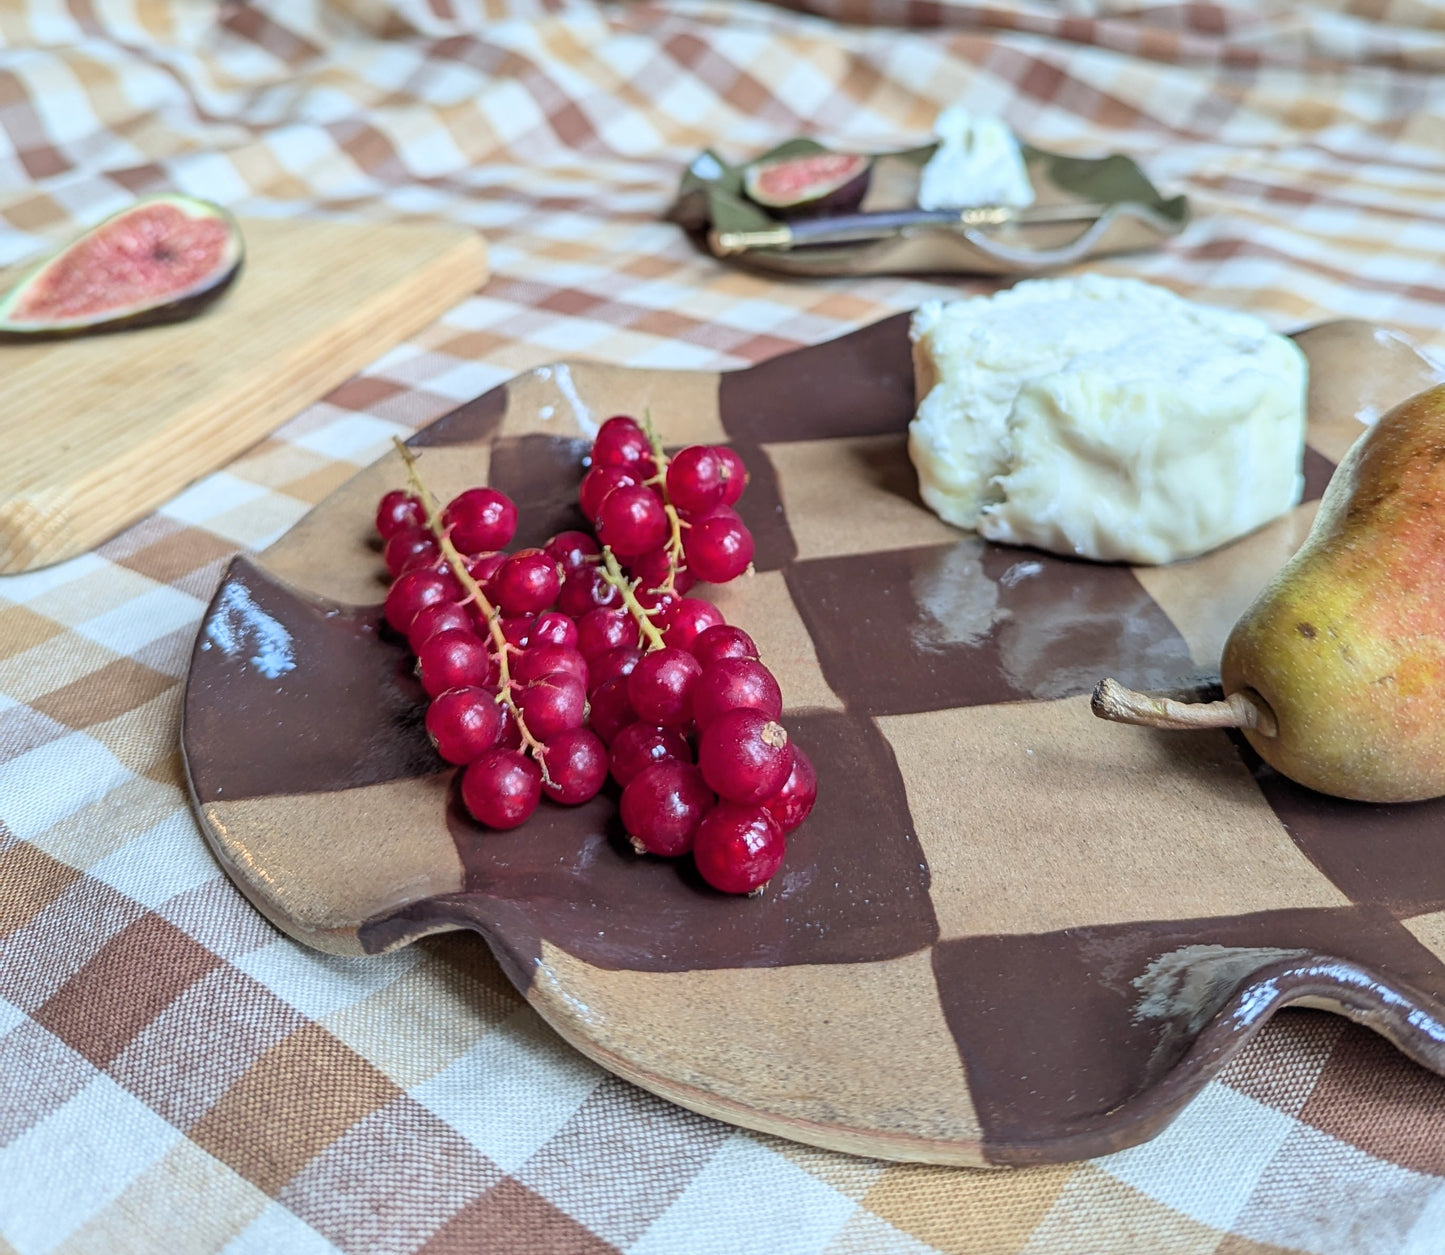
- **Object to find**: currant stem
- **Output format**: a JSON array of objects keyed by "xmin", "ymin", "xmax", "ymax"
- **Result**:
[
  {"xmin": 1090, "ymin": 678, "xmax": 1279, "ymax": 738},
  {"xmin": 640, "ymin": 411, "xmax": 686, "ymax": 595},
  {"xmin": 641, "ymin": 409, "xmax": 669, "ymax": 473},
  {"xmin": 656, "ymin": 505, "xmax": 686, "ymax": 596},
  {"xmin": 392, "ymin": 438, "xmax": 556, "ymax": 784},
  {"xmin": 599, "ymin": 547, "xmax": 667, "ymax": 652}
]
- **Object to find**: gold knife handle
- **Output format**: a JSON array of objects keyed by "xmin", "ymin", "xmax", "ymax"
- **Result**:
[
  {"xmin": 956, "ymin": 206, "xmax": 1017, "ymax": 226},
  {"xmin": 710, "ymin": 226, "xmax": 793, "ymax": 255}
]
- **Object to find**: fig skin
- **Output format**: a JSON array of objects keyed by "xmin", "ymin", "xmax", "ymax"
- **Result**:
[
  {"xmin": 0, "ymin": 193, "xmax": 244, "ymax": 342},
  {"xmin": 742, "ymin": 152, "xmax": 872, "ymax": 218},
  {"xmin": 0, "ymin": 266, "xmax": 244, "ymax": 344},
  {"xmin": 1220, "ymin": 382, "xmax": 1445, "ymax": 803}
]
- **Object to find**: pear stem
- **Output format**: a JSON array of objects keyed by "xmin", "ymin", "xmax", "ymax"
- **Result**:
[{"xmin": 1091, "ymin": 678, "xmax": 1279, "ymax": 738}]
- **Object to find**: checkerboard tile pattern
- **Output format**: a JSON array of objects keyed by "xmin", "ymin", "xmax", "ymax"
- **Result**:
[{"xmin": 5, "ymin": 0, "xmax": 1445, "ymax": 1250}]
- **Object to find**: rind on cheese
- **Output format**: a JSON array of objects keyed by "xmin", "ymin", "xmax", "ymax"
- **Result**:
[{"xmin": 908, "ymin": 276, "xmax": 1308, "ymax": 565}]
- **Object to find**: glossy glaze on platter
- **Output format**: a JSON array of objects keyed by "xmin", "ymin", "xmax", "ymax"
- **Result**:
[{"xmin": 183, "ymin": 315, "xmax": 1445, "ymax": 1166}]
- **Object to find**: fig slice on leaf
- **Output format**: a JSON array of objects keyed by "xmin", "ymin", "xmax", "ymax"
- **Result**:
[
  {"xmin": 0, "ymin": 194, "xmax": 243, "ymax": 340},
  {"xmin": 742, "ymin": 151, "xmax": 872, "ymax": 217}
]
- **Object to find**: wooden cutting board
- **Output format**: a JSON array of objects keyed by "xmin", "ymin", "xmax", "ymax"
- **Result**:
[{"xmin": 0, "ymin": 215, "xmax": 489, "ymax": 574}]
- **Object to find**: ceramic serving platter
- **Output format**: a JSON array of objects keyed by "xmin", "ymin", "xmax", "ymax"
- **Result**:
[
  {"xmin": 670, "ymin": 139, "xmax": 1189, "ymax": 276},
  {"xmin": 183, "ymin": 316, "xmax": 1445, "ymax": 1167}
]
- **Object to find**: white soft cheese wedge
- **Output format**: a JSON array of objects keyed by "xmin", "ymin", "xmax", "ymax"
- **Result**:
[
  {"xmin": 908, "ymin": 275, "xmax": 1308, "ymax": 565},
  {"xmin": 918, "ymin": 105, "xmax": 1034, "ymax": 210}
]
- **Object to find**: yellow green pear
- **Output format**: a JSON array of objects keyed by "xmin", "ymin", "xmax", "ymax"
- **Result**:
[{"xmin": 1095, "ymin": 382, "xmax": 1445, "ymax": 803}]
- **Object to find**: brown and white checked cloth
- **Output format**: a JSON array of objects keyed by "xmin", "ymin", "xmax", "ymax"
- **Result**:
[{"xmin": 4, "ymin": 1, "xmax": 1445, "ymax": 1251}]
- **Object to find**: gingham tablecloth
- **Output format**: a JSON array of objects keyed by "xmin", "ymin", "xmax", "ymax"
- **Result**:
[{"xmin": 4, "ymin": 1, "xmax": 1445, "ymax": 1251}]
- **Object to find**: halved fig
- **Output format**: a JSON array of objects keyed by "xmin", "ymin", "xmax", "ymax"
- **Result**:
[
  {"xmin": 0, "ymin": 194, "xmax": 243, "ymax": 340},
  {"xmin": 743, "ymin": 151, "xmax": 871, "ymax": 217}
]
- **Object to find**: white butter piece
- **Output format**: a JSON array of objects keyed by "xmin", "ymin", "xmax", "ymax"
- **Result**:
[
  {"xmin": 908, "ymin": 275, "xmax": 1308, "ymax": 565},
  {"xmin": 918, "ymin": 105, "xmax": 1034, "ymax": 210}
]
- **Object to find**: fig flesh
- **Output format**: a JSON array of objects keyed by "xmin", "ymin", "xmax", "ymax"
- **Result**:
[
  {"xmin": 0, "ymin": 194, "xmax": 243, "ymax": 340},
  {"xmin": 743, "ymin": 151, "xmax": 871, "ymax": 216}
]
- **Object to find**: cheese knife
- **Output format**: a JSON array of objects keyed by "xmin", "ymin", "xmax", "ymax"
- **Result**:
[{"xmin": 709, "ymin": 202, "xmax": 1111, "ymax": 255}]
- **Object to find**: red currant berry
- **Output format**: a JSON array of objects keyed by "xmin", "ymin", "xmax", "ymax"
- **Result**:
[
  {"xmin": 716, "ymin": 446, "xmax": 748, "ymax": 506},
  {"xmin": 628, "ymin": 546, "xmax": 692, "ymax": 597},
  {"xmin": 627, "ymin": 647, "xmax": 702, "ymax": 727},
  {"xmin": 662, "ymin": 597, "xmax": 725, "ymax": 652},
  {"xmin": 666, "ymin": 446, "xmax": 726, "ymax": 516},
  {"xmin": 515, "ymin": 672, "xmax": 587, "ymax": 740},
  {"xmin": 697, "ymin": 709, "xmax": 794, "ymax": 803},
  {"xmin": 634, "ymin": 585, "xmax": 679, "ymax": 627},
  {"xmin": 693, "ymin": 803, "xmax": 784, "ymax": 894},
  {"xmin": 596, "ymin": 413, "xmax": 641, "ymax": 433},
  {"xmin": 444, "ymin": 487, "xmax": 518, "ymax": 553},
  {"xmin": 587, "ymin": 676, "xmax": 637, "ymax": 744},
  {"xmin": 498, "ymin": 614, "xmax": 533, "ymax": 650},
  {"xmin": 691, "ymin": 657, "xmax": 783, "ymax": 731},
  {"xmin": 514, "ymin": 643, "xmax": 588, "ymax": 688},
  {"xmin": 596, "ymin": 486, "xmax": 669, "ymax": 559},
  {"xmin": 762, "ymin": 746, "xmax": 817, "ymax": 833},
  {"xmin": 497, "ymin": 705, "xmax": 523, "ymax": 750},
  {"xmin": 418, "ymin": 561, "xmax": 464, "ymax": 600},
  {"xmin": 384, "ymin": 525, "xmax": 439, "ymax": 578},
  {"xmin": 399, "ymin": 548, "xmax": 452, "ymax": 580},
  {"xmin": 690, "ymin": 623, "xmax": 760, "ymax": 667},
  {"xmin": 540, "ymin": 727, "xmax": 608, "ymax": 805},
  {"xmin": 418, "ymin": 629, "xmax": 496, "ymax": 697},
  {"xmin": 608, "ymin": 722, "xmax": 689, "ymax": 788},
  {"xmin": 621, "ymin": 761, "xmax": 716, "ymax": 857},
  {"xmin": 557, "ymin": 567, "xmax": 622, "ymax": 617},
  {"xmin": 592, "ymin": 415, "xmax": 655, "ymax": 476},
  {"xmin": 466, "ymin": 551, "xmax": 505, "ymax": 588},
  {"xmin": 577, "ymin": 607, "xmax": 635, "ymax": 660},
  {"xmin": 406, "ymin": 600, "xmax": 474, "ymax": 652},
  {"xmin": 529, "ymin": 611, "xmax": 578, "ymax": 649},
  {"xmin": 384, "ymin": 568, "xmax": 451, "ymax": 634},
  {"xmin": 376, "ymin": 490, "xmax": 424, "ymax": 540},
  {"xmin": 544, "ymin": 530, "xmax": 600, "ymax": 575},
  {"xmin": 589, "ymin": 645, "xmax": 642, "ymax": 691},
  {"xmin": 426, "ymin": 686, "xmax": 503, "ymax": 764},
  {"xmin": 684, "ymin": 511, "xmax": 754, "ymax": 584},
  {"xmin": 579, "ymin": 465, "xmax": 637, "ymax": 522},
  {"xmin": 493, "ymin": 549, "xmax": 563, "ymax": 615},
  {"xmin": 461, "ymin": 748, "xmax": 541, "ymax": 830}
]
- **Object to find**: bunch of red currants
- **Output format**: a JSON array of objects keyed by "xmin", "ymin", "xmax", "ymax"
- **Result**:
[{"xmin": 373, "ymin": 415, "xmax": 816, "ymax": 895}]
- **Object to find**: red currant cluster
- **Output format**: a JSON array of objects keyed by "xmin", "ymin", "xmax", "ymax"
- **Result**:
[
  {"xmin": 373, "ymin": 417, "xmax": 815, "ymax": 895},
  {"xmin": 579, "ymin": 418, "xmax": 754, "ymax": 587}
]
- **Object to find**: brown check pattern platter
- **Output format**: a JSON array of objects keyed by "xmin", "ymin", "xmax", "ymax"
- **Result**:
[
  {"xmin": 12, "ymin": 0, "xmax": 1445, "ymax": 1245},
  {"xmin": 183, "ymin": 312, "xmax": 1445, "ymax": 1168}
]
